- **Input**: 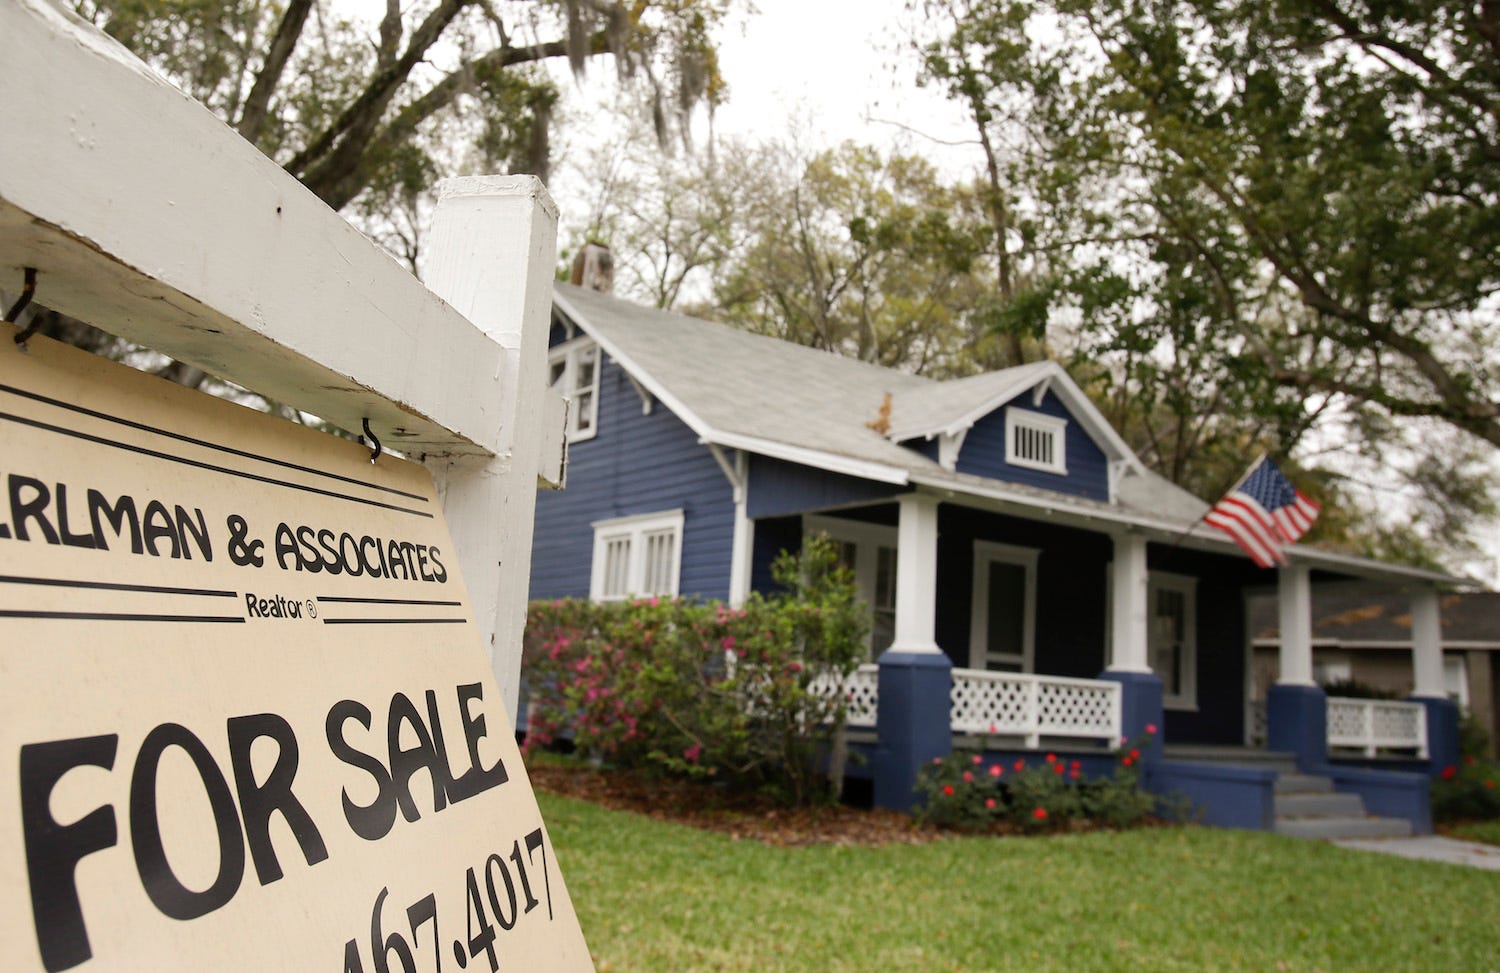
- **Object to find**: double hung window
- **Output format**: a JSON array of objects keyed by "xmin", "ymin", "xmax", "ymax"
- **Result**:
[
  {"xmin": 549, "ymin": 338, "xmax": 600, "ymax": 443},
  {"xmin": 590, "ymin": 510, "xmax": 683, "ymax": 602}
]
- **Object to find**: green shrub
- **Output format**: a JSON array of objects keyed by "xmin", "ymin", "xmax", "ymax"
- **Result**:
[
  {"xmin": 1431, "ymin": 756, "xmax": 1500, "ymax": 822},
  {"xmin": 914, "ymin": 730, "xmax": 1161, "ymax": 832},
  {"xmin": 522, "ymin": 536, "xmax": 867, "ymax": 806}
]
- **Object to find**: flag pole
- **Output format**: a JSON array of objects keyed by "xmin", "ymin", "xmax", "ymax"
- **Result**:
[{"xmin": 1170, "ymin": 453, "xmax": 1268, "ymax": 549}]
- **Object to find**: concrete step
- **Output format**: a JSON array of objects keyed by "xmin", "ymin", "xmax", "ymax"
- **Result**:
[
  {"xmin": 1275, "ymin": 773, "xmax": 1335, "ymax": 794},
  {"xmin": 1275, "ymin": 815, "xmax": 1414, "ymax": 840},
  {"xmin": 1275, "ymin": 791, "xmax": 1366, "ymax": 818}
]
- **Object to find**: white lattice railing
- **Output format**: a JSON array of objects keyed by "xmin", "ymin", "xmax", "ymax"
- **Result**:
[
  {"xmin": 814, "ymin": 666, "xmax": 1122, "ymax": 747},
  {"xmin": 951, "ymin": 669, "xmax": 1122, "ymax": 747},
  {"xmin": 1326, "ymin": 697, "xmax": 1428, "ymax": 758},
  {"xmin": 811, "ymin": 664, "xmax": 880, "ymax": 728}
]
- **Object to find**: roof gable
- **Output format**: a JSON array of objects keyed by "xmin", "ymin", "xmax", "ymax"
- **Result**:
[{"xmin": 885, "ymin": 360, "xmax": 1145, "ymax": 479}]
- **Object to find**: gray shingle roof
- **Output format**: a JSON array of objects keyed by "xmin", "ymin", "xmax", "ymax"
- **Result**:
[
  {"xmin": 1249, "ymin": 592, "xmax": 1500, "ymax": 645},
  {"xmin": 552, "ymin": 283, "xmax": 1476, "ymax": 589}
]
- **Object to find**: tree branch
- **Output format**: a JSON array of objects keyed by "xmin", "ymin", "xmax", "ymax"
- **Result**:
[{"xmin": 237, "ymin": 0, "xmax": 313, "ymax": 144}]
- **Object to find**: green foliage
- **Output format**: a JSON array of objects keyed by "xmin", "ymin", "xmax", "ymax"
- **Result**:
[
  {"xmin": 914, "ymin": 0, "xmax": 1500, "ymax": 564},
  {"xmin": 915, "ymin": 732, "xmax": 1159, "ymax": 832},
  {"xmin": 72, "ymin": 0, "xmax": 735, "ymax": 223},
  {"xmin": 523, "ymin": 537, "xmax": 867, "ymax": 806},
  {"xmin": 1432, "ymin": 757, "xmax": 1500, "ymax": 823}
]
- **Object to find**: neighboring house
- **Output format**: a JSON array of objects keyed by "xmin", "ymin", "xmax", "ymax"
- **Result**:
[
  {"xmin": 528, "ymin": 279, "xmax": 1480, "ymax": 835},
  {"xmin": 1249, "ymin": 592, "xmax": 1500, "ymax": 758}
]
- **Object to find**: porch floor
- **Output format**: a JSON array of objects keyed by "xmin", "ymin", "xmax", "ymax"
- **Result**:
[{"xmin": 1163, "ymin": 744, "xmax": 1297, "ymax": 768}]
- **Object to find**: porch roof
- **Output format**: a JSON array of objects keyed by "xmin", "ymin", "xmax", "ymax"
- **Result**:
[{"xmin": 553, "ymin": 283, "xmax": 1477, "ymax": 590}]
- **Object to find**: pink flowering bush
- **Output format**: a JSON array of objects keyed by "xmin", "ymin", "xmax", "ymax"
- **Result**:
[{"xmin": 523, "ymin": 537, "xmax": 867, "ymax": 806}]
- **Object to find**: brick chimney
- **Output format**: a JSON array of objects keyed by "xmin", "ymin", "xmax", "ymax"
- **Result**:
[{"xmin": 570, "ymin": 242, "xmax": 614, "ymax": 294}]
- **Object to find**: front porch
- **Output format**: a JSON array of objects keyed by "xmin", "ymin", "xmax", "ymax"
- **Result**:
[{"xmin": 779, "ymin": 492, "xmax": 1459, "ymax": 834}]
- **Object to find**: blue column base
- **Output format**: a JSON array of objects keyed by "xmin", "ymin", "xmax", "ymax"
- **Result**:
[
  {"xmin": 1267, "ymin": 684, "xmax": 1328, "ymax": 773},
  {"xmin": 1409, "ymin": 695, "xmax": 1461, "ymax": 777},
  {"xmin": 1098, "ymin": 670, "xmax": 1163, "ymax": 762},
  {"xmin": 872, "ymin": 650, "xmax": 953, "ymax": 812}
]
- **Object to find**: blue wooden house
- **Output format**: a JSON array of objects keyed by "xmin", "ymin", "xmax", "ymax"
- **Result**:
[{"xmin": 529, "ymin": 280, "xmax": 1475, "ymax": 837}]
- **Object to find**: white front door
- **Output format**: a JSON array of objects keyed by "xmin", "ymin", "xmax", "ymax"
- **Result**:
[
  {"xmin": 805, "ymin": 516, "xmax": 898, "ymax": 659},
  {"xmin": 968, "ymin": 541, "xmax": 1039, "ymax": 672}
]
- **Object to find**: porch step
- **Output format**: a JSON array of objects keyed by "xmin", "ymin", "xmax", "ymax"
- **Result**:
[
  {"xmin": 1272, "ymin": 771, "xmax": 1414, "ymax": 840},
  {"xmin": 1275, "ymin": 791, "xmax": 1364, "ymax": 818},
  {"xmin": 1274, "ymin": 773, "xmax": 1335, "ymax": 795}
]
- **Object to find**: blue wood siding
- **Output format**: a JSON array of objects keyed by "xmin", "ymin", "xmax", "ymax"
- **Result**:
[
  {"xmin": 934, "ymin": 504, "xmax": 1256, "ymax": 745},
  {"xmin": 935, "ymin": 505, "xmax": 1113, "ymax": 679},
  {"xmin": 954, "ymin": 391, "xmax": 1110, "ymax": 501},
  {"xmin": 1147, "ymin": 546, "xmax": 1263, "ymax": 746},
  {"xmin": 746, "ymin": 455, "xmax": 895, "ymax": 519},
  {"xmin": 750, "ymin": 515, "xmax": 803, "ymax": 594},
  {"xmin": 899, "ymin": 437, "xmax": 941, "ymax": 463},
  {"xmin": 529, "ymin": 353, "xmax": 735, "ymax": 601}
]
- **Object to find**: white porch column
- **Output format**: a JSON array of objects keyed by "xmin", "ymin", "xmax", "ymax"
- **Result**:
[
  {"xmin": 1410, "ymin": 587, "xmax": 1446, "ymax": 698},
  {"xmin": 1277, "ymin": 563, "xmax": 1315, "ymax": 686},
  {"xmin": 890, "ymin": 493, "xmax": 942, "ymax": 654},
  {"xmin": 1108, "ymin": 532, "xmax": 1151, "ymax": 673},
  {"xmin": 727, "ymin": 450, "xmax": 754, "ymax": 607}
]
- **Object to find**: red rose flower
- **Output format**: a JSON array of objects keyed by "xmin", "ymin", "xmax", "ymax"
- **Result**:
[
  {"xmin": 1045, "ymin": 753, "xmax": 1057, "ymax": 764},
  {"xmin": 1053, "ymin": 762, "xmax": 1066, "ymax": 775},
  {"xmin": 1014, "ymin": 759, "xmax": 1026, "ymax": 772},
  {"xmin": 962, "ymin": 771, "xmax": 974, "ymax": 784},
  {"xmin": 972, "ymin": 754, "xmax": 984, "ymax": 766},
  {"xmin": 1441, "ymin": 765, "xmax": 1457, "ymax": 781},
  {"xmin": 985, "ymin": 798, "xmax": 997, "ymax": 810},
  {"xmin": 1145, "ymin": 723, "xmax": 1158, "ymax": 735},
  {"xmin": 942, "ymin": 784, "xmax": 955, "ymax": 796},
  {"xmin": 1129, "ymin": 749, "xmax": 1141, "ymax": 761},
  {"xmin": 988, "ymin": 764, "xmax": 1003, "ymax": 778},
  {"xmin": 1033, "ymin": 807, "xmax": 1048, "ymax": 821}
]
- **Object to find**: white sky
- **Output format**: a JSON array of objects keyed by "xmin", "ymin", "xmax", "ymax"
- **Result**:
[{"xmin": 709, "ymin": 0, "xmax": 973, "ymax": 164}]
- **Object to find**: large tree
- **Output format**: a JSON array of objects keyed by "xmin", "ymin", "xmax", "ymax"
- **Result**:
[
  {"xmin": 915, "ymin": 0, "xmax": 1499, "ymax": 562},
  {"xmin": 68, "ymin": 0, "xmax": 731, "ymax": 252},
  {"xmin": 710, "ymin": 142, "xmax": 995, "ymax": 375}
]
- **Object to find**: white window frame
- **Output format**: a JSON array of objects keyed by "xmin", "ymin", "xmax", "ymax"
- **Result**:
[
  {"xmin": 1444, "ymin": 654, "xmax": 1470, "ymax": 710},
  {"xmin": 805, "ymin": 515, "xmax": 898, "ymax": 660},
  {"xmin": 549, "ymin": 336, "xmax": 601, "ymax": 444},
  {"xmin": 968, "ymin": 540, "xmax": 1040, "ymax": 672},
  {"xmin": 1148, "ymin": 571, "xmax": 1198, "ymax": 710},
  {"xmin": 589, "ymin": 509, "xmax": 684, "ymax": 602},
  {"xmin": 1005, "ymin": 406, "xmax": 1068, "ymax": 475}
]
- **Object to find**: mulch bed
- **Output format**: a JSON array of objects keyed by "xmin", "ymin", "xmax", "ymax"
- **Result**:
[{"xmin": 526, "ymin": 760, "xmax": 939, "ymax": 846}]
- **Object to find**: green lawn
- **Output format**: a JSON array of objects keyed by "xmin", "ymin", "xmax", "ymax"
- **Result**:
[
  {"xmin": 1450, "ymin": 820, "xmax": 1500, "ymax": 847},
  {"xmin": 540, "ymin": 793, "xmax": 1500, "ymax": 972}
]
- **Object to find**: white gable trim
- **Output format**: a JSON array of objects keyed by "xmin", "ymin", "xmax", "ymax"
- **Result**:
[
  {"xmin": 553, "ymin": 288, "xmax": 716, "ymax": 442},
  {"xmin": 706, "ymin": 431, "xmax": 911, "ymax": 485},
  {"xmin": 899, "ymin": 361, "xmax": 1147, "ymax": 479}
]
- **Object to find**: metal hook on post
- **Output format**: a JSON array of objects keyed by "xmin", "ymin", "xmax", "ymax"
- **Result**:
[
  {"xmin": 8, "ymin": 268, "xmax": 39, "ymax": 345},
  {"xmin": 362, "ymin": 418, "xmax": 382, "ymax": 464}
]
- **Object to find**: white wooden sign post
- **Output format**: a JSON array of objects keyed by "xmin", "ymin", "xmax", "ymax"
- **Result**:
[{"xmin": 0, "ymin": 2, "xmax": 581, "ymax": 971}]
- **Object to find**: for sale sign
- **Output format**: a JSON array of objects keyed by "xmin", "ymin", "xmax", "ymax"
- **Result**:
[{"xmin": 0, "ymin": 326, "xmax": 591, "ymax": 972}]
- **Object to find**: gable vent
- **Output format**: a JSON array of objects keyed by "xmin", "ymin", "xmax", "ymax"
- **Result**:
[{"xmin": 1006, "ymin": 407, "xmax": 1068, "ymax": 475}]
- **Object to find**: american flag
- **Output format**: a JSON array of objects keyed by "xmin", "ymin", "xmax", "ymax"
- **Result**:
[{"xmin": 1204, "ymin": 456, "xmax": 1321, "ymax": 568}]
